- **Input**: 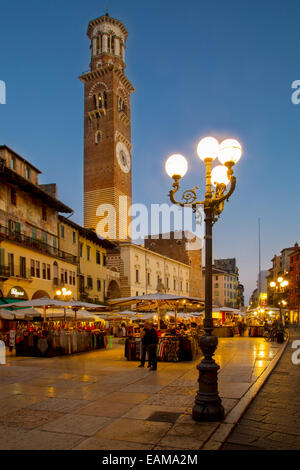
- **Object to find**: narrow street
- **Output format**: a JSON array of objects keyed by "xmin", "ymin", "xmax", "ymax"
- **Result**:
[{"xmin": 222, "ymin": 327, "xmax": 300, "ymax": 450}]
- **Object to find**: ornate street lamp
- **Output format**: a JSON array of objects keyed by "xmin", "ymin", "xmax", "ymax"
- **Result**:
[
  {"xmin": 165, "ymin": 136, "xmax": 242, "ymax": 422},
  {"xmin": 269, "ymin": 277, "xmax": 289, "ymax": 325}
]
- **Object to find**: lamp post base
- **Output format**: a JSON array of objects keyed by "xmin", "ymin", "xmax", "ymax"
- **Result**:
[{"xmin": 192, "ymin": 333, "xmax": 225, "ymax": 422}]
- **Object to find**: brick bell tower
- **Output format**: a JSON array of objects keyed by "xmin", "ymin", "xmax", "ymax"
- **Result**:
[{"xmin": 80, "ymin": 13, "xmax": 135, "ymax": 240}]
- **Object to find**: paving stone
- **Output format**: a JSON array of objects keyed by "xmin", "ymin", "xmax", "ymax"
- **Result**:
[
  {"xmin": 16, "ymin": 429, "xmax": 84, "ymax": 450},
  {"xmin": 41, "ymin": 413, "xmax": 112, "ymax": 436},
  {"xmin": 29, "ymin": 397, "xmax": 89, "ymax": 413},
  {"xmin": 99, "ymin": 392, "xmax": 149, "ymax": 404},
  {"xmin": 0, "ymin": 409, "xmax": 62, "ymax": 429},
  {"xmin": 158, "ymin": 386, "xmax": 196, "ymax": 396},
  {"xmin": 167, "ymin": 422, "xmax": 216, "ymax": 440},
  {"xmin": 95, "ymin": 418, "xmax": 172, "ymax": 445},
  {"xmin": 75, "ymin": 401, "xmax": 136, "ymax": 418},
  {"xmin": 121, "ymin": 384, "xmax": 164, "ymax": 394},
  {"xmin": 73, "ymin": 437, "xmax": 153, "ymax": 450},
  {"xmin": 219, "ymin": 382, "xmax": 250, "ymax": 399},
  {"xmin": 143, "ymin": 394, "xmax": 193, "ymax": 408},
  {"xmin": 157, "ymin": 434, "xmax": 202, "ymax": 450}
]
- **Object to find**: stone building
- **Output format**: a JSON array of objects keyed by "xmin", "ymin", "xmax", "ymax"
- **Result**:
[
  {"xmin": 0, "ymin": 145, "xmax": 115, "ymax": 303},
  {"xmin": 106, "ymin": 241, "xmax": 190, "ymax": 298},
  {"xmin": 267, "ymin": 247, "xmax": 293, "ymax": 306},
  {"xmin": 202, "ymin": 266, "xmax": 239, "ymax": 308},
  {"xmin": 0, "ymin": 146, "xmax": 77, "ymax": 301},
  {"xmin": 58, "ymin": 216, "xmax": 115, "ymax": 303},
  {"xmin": 144, "ymin": 231, "xmax": 202, "ymax": 298}
]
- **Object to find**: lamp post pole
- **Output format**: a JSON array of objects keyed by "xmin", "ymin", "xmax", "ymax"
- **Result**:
[{"xmin": 165, "ymin": 136, "xmax": 242, "ymax": 422}]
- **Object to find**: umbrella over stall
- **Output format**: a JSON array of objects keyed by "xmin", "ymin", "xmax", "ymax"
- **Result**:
[
  {"xmin": 108, "ymin": 293, "xmax": 205, "ymax": 328},
  {"xmin": 7, "ymin": 297, "xmax": 107, "ymax": 322}
]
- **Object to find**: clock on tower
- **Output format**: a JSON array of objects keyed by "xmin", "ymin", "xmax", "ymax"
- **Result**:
[{"xmin": 80, "ymin": 13, "xmax": 135, "ymax": 241}]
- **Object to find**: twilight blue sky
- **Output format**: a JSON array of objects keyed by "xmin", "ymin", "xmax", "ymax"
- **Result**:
[{"xmin": 1, "ymin": 0, "xmax": 300, "ymax": 303}]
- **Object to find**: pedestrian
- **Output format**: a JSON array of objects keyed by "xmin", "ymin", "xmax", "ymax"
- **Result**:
[
  {"xmin": 138, "ymin": 321, "xmax": 150, "ymax": 368},
  {"xmin": 146, "ymin": 322, "xmax": 159, "ymax": 371},
  {"xmin": 238, "ymin": 320, "xmax": 245, "ymax": 336}
]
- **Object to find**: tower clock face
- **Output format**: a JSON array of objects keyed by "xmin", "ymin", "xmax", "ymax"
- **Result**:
[{"xmin": 116, "ymin": 141, "xmax": 131, "ymax": 173}]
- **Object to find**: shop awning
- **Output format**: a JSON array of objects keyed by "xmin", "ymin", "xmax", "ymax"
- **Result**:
[
  {"xmin": 0, "ymin": 298, "xmax": 26, "ymax": 309},
  {"xmin": 108, "ymin": 293, "xmax": 205, "ymax": 307},
  {"xmin": 7, "ymin": 298, "xmax": 106, "ymax": 310},
  {"xmin": 0, "ymin": 308, "xmax": 15, "ymax": 320}
]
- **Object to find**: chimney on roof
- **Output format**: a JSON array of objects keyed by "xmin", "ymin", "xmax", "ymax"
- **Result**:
[{"xmin": 39, "ymin": 183, "xmax": 58, "ymax": 199}]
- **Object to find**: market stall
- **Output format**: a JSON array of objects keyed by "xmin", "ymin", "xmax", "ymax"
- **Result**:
[
  {"xmin": 108, "ymin": 294, "xmax": 205, "ymax": 363},
  {"xmin": 210, "ymin": 307, "xmax": 245, "ymax": 337},
  {"xmin": 5, "ymin": 298, "xmax": 109, "ymax": 357}
]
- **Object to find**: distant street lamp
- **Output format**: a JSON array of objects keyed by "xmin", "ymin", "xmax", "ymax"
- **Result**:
[
  {"xmin": 269, "ymin": 277, "xmax": 289, "ymax": 325},
  {"xmin": 56, "ymin": 287, "xmax": 72, "ymax": 299},
  {"xmin": 165, "ymin": 136, "xmax": 242, "ymax": 422},
  {"xmin": 56, "ymin": 287, "xmax": 72, "ymax": 320}
]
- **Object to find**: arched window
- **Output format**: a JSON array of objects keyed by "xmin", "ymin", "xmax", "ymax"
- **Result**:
[
  {"xmin": 95, "ymin": 131, "xmax": 101, "ymax": 144},
  {"xmin": 107, "ymin": 35, "xmax": 114, "ymax": 54},
  {"xmin": 94, "ymin": 91, "xmax": 107, "ymax": 110},
  {"xmin": 117, "ymin": 96, "xmax": 127, "ymax": 114}
]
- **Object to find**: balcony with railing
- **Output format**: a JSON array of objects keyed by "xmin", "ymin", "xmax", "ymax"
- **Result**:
[
  {"xmin": 0, "ymin": 265, "xmax": 10, "ymax": 280},
  {"xmin": 0, "ymin": 225, "xmax": 78, "ymax": 265},
  {"xmin": 0, "ymin": 264, "xmax": 33, "ymax": 281}
]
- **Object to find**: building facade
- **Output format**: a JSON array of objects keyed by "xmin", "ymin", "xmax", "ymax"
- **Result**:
[
  {"xmin": 107, "ymin": 242, "xmax": 191, "ymax": 298},
  {"xmin": 202, "ymin": 266, "xmax": 239, "ymax": 308},
  {"xmin": 0, "ymin": 146, "xmax": 77, "ymax": 301},
  {"xmin": 267, "ymin": 247, "xmax": 293, "ymax": 306},
  {"xmin": 213, "ymin": 257, "xmax": 240, "ymax": 307},
  {"xmin": 287, "ymin": 243, "xmax": 300, "ymax": 322},
  {"xmin": 58, "ymin": 216, "xmax": 116, "ymax": 303},
  {"xmin": 144, "ymin": 231, "xmax": 202, "ymax": 298}
]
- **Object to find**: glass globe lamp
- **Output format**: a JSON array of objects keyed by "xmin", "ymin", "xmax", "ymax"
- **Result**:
[
  {"xmin": 197, "ymin": 137, "xmax": 219, "ymax": 162},
  {"xmin": 165, "ymin": 154, "xmax": 188, "ymax": 178},
  {"xmin": 211, "ymin": 165, "xmax": 229, "ymax": 186},
  {"xmin": 218, "ymin": 138, "xmax": 242, "ymax": 165}
]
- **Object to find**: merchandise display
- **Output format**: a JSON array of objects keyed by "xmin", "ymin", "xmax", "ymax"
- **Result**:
[
  {"xmin": 14, "ymin": 322, "xmax": 107, "ymax": 357},
  {"xmin": 125, "ymin": 328, "xmax": 202, "ymax": 362}
]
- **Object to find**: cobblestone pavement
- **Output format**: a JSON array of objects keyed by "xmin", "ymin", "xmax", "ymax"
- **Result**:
[
  {"xmin": 0, "ymin": 336, "xmax": 283, "ymax": 450},
  {"xmin": 222, "ymin": 327, "xmax": 300, "ymax": 450}
]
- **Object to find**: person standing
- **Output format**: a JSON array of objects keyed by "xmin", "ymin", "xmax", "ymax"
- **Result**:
[
  {"xmin": 138, "ymin": 322, "xmax": 150, "ymax": 368},
  {"xmin": 147, "ymin": 322, "xmax": 159, "ymax": 371}
]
